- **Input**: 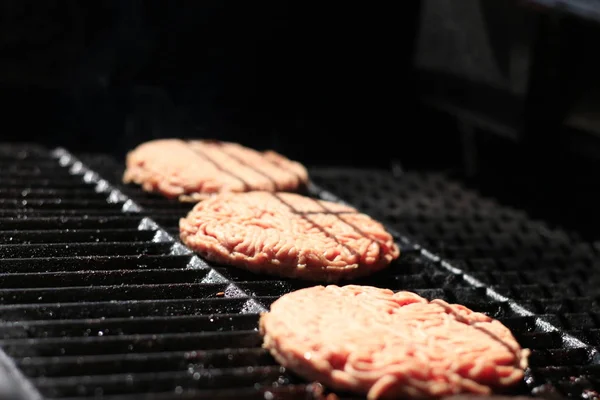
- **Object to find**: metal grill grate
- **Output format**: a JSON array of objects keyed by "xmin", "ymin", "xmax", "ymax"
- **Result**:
[
  {"xmin": 0, "ymin": 147, "xmax": 598, "ymax": 399},
  {"xmin": 0, "ymin": 146, "xmax": 306, "ymax": 400}
]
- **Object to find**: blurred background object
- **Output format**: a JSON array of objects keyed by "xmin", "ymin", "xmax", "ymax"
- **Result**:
[
  {"xmin": 3, "ymin": 0, "xmax": 600, "ymax": 236},
  {"xmin": 0, "ymin": 0, "xmax": 419, "ymax": 167}
]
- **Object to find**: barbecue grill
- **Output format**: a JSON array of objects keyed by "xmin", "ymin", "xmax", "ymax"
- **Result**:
[
  {"xmin": 4, "ymin": 1, "xmax": 600, "ymax": 399},
  {"xmin": 0, "ymin": 143, "xmax": 597, "ymax": 399}
]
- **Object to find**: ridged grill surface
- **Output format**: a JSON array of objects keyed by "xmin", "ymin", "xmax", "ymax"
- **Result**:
[{"xmin": 0, "ymin": 146, "xmax": 598, "ymax": 399}]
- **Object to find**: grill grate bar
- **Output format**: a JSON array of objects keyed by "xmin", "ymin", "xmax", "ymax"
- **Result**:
[
  {"xmin": 1, "ymin": 330, "xmax": 261, "ymax": 347},
  {"xmin": 0, "ymin": 242, "xmax": 175, "ymax": 259},
  {"xmin": 0, "ymin": 199, "xmax": 119, "ymax": 208},
  {"xmin": 0, "ymin": 189, "xmax": 111, "ymax": 199},
  {"xmin": 3, "ymin": 331, "xmax": 264, "ymax": 358},
  {"xmin": 0, "ymin": 210, "xmax": 134, "ymax": 218},
  {"xmin": 0, "ymin": 216, "xmax": 147, "ymax": 231},
  {"xmin": 0, "ymin": 180, "xmax": 98, "ymax": 189},
  {"xmin": 0, "ymin": 254, "xmax": 194, "ymax": 273},
  {"xmin": 0, "ymin": 297, "xmax": 256, "ymax": 321},
  {"xmin": 0, "ymin": 229, "xmax": 157, "ymax": 245},
  {"xmin": 56, "ymin": 384, "xmax": 323, "ymax": 400},
  {"xmin": 33, "ymin": 366, "xmax": 295, "ymax": 398},
  {"xmin": 0, "ymin": 314, "xmax": 260, "ymax": 339},
  {"xmin": 17, "ymin": 348, "xmax": 274, "ymax": 377},
  {"xmin": 0, "ymin": 283, "xmax": 234, "ymax": 304},
  {"xmin": 0, "ymin": 269, "xmax": 210, "ymax": 288}
]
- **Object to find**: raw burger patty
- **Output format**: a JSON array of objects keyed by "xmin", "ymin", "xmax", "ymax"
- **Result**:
[
  {"xmin": 260, "ymin": 285, "xmax": 530, "ymax": 399},
  {"xmin": 123, "ymin": 139, "xmax": 308, "ymax": 201},
  {"xmin": 179, "ymin": 192, "xmax": 400, "ymax": 281}
]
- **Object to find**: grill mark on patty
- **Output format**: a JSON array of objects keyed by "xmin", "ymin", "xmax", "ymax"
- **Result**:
[
  {"xmin": 430, "ymin": 299, "xmax": 525, "ymax": 369},
  {"xmin": 307, "ymin": 197, "xmax": 385, "ymax": 265},
  {"xmin": 272, "ymin": 193, "xmax": 360, "ymax": 259},
  {"xmin": 185, "ymin": 141, "xmax": 250, "ymax": 191},
  {"xmin": 209, "ymin": 144, "xmax": 360, "ymax": 224},
  {"xmin": 215, "ymin": 143, "xmax": 281, "ymax": 191},
  {"xmin": 292, "ymin": 211, "xmax": 359, "ymax": 216}
]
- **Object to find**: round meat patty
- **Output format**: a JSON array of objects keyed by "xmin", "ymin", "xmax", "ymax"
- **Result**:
[
  {"xmin": 259, "ymin": 285, "xmax": 530, "ymax": 399},
  {"xmin": 179, "ymin": 192, "xmax": 400, "ymax": 281},
  {"xmin": 123, "ymin": 139, "xmax": 308, "ymax": 201}
]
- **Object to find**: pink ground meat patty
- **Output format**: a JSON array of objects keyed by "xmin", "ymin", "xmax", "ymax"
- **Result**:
[
  {"xmin": 123, "ymin": 139, "xmax": 308, "ymax": 201},
  {"xmin": 179, "ymin": 192, "xmax": 400, "ymax": 281},
  {"xmin": 260, "ymin": 285, "xmax": 530, "ymax": 399}
]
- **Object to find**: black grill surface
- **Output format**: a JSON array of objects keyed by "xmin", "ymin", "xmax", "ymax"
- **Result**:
[{"xmin": 0, "ymin": 145, "xmax": 599, "ymax": 399}]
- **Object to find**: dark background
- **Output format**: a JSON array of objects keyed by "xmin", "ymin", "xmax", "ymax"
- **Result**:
[
  {"xmin": 0, "ymin": 1, "xmax": 420, "ymax": 167},
  {"xmin": 3, "ymin": 0, "xmax": 600, "ymax": 237}
]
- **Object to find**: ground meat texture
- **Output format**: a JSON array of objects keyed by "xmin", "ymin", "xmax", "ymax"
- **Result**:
[
  {"xmin": 179, "ymin": 192, "xmax": 400, "ymax": 281},
  {"xmin": 123, "ymin": 139, "xmax": 308, "ymax": 201},
  {"xmin": 260, "ymin": 285, "xmax": 530, "ymax": 399}
]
